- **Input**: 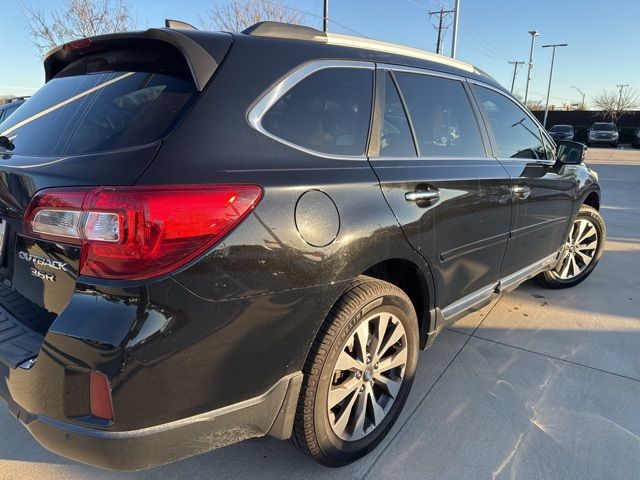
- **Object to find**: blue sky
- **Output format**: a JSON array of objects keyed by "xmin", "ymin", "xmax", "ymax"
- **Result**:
[{"xmin": 2, "ymin": 0, "xmax": 638, "ymax": 108}]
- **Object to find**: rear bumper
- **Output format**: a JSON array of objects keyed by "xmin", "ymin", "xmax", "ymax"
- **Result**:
[
  {"xmin": 0, "ymin": 274, "xmax": 344, "ymax": 470},
  {"xmin": 1, "ymin": 371, "xmax": 302, "ymax": 471}
]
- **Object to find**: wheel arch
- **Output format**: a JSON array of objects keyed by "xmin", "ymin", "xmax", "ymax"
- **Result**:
[
  {"xmin": 583, "ymin": 189, "xmax": 600, "ymax": 210},
  {"xmin": 360, "ymin": 257, "xmax": 436, "ymax": 349}
]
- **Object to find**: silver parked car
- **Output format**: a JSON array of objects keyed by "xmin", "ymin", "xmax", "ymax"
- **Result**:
[
  {"xmin": 587, "ymin": 122, "xmax": 618, "ymax": 148},
  {"xmin": 548, "ymin": 124, "xmax": 575, "ymax": 141}
]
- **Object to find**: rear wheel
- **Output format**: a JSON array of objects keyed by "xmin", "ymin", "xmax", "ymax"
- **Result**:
[
  {"xmin": 292, "ymin": 277, "xmax": 419, "ymax": 466},
  {"xmin": 536, "ymin": 205, "xmax": 605, "ymax": 289}
]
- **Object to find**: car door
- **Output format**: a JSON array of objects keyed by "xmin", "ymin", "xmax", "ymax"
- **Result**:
[
  {"xmin": 368, "ymin": 67, "xmax": 512, "ymax": 308},
  {"xmin": 470, "ymin": 84, "xmax": 575, "ymax": 277}
]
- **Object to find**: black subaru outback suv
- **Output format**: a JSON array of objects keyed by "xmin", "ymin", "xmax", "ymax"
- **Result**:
[{"xmin": 0, "ymin": 22, "xmax": 604, "ymax": 470}]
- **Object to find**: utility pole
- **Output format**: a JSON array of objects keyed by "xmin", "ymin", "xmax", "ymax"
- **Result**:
[
  {"xmin": 428, "ymin": 7, "xmax": 455, "ymax": 55},
  {"xmin": 542, "ymin": 43, "xmax": 568, "ymax": 128},
  {"xmin": 323, "ymin": 0, "xmax": 329, "ymax": 32},
  {"xmin": 571, "ymin": 85, "xmax": 586, "ymax": 109},
  {"xmin": 450, "ymin": 0, "xmax": 460, "ymax": 58},
  {"xmin": 616, "ymin": 84, "xmax": 628, "ymax": 110},
  {"xmin": 508, "ymin": 61, "xmax": 525, "ymax": 94},
  {"xmin": 523, "ymin": 30, "xmax": 540, "ymax": 106}
]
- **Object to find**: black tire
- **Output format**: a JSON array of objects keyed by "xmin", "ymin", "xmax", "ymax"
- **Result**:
[
  {"xmin": 536, "ymin": 205, "xmax": 606, "ymax": 289},
  {"xmin": 291, "ymin": 276, "xmax": 419, "ymax": 466}
]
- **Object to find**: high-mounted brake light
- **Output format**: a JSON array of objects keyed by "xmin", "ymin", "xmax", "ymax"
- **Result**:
[
  {"xmin": 63, "ymin": 38, "xmax": 94, "ymax": 52},
  {"xmin": 24, "ymin": 185, "xmax": 262, "ymax": 280}
]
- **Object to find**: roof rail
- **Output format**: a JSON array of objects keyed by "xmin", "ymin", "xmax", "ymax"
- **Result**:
[{"xmin": 242, "ymin": 21, "xmax": 474, "ymax": 73}]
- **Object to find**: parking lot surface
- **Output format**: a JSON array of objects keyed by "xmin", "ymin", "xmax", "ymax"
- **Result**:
[{"xmin": 1, "ymin": 147, "xmax": 639, "ymax": 480}]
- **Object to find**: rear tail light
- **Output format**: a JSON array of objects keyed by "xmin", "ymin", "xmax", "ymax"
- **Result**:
[{"xmin": 24, "ymin": 185, "xmax": 262, "ymax": 280}]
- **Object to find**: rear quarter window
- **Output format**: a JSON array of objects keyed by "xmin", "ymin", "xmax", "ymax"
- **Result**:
[{"xmin": 260, "ymin": 68, "xmax": 374, "ymax": 156}]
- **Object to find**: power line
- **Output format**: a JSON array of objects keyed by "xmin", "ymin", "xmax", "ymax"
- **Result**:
[
  {"xmin": 263, "ymin": 0, "xmax": 364, "ymax": 37},
  {"xmin": 427, "ymin": 7, "xmax": 455, "ymax": 54}
]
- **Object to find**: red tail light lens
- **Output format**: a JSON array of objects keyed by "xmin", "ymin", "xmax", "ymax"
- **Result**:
[{"xmin": 24, "ymin": 185, "xmax": 262, "ymax": 280}]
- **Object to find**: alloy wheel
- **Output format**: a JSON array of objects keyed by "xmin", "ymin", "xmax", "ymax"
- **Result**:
[
  {"xmin": 327, "ymin": 311, "xmax": 407, "ymax": 441},
  {"xmin": 554, "ymin": 218, "xmax": 599, "ymax": 280}
]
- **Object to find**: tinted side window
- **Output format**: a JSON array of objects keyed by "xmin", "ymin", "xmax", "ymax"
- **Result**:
[
  {"xmin": 262, "ymin": 68, "xmax": 373, "ymax": 156},
  {"xmin": 394, "ymin": 73, "xmax": 485, "ymax": 158},
  {"xmin": 380, "ymin": 73, "xmax": 416, "ymax": 157},
  {"xmin": 474, "ymin": 86, "xmax": 548, "ymax": 159}
]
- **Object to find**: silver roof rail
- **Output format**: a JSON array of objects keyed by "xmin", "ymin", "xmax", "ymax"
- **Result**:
[{"xmin": 242, "ymin": 21, "xmax": 475, "ymax": 73}]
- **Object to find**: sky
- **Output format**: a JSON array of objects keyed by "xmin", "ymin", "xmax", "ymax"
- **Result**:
[{"xmin": 1, "ymin": 0, "xmax": 638, "ymax": 108}]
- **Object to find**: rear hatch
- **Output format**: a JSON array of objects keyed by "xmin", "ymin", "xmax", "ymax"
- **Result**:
[{"xmin": 0, "ymin": 30, "xmax": 231, "ymax": 368}]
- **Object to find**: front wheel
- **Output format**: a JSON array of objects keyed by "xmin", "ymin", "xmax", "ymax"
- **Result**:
[
  {"xmin": 536, "ymin": 205, "xmax": 606, "ymax": 289},
  {"xmin": 291, "ymin": 277, "xmax": 419, "ymax": 466}
]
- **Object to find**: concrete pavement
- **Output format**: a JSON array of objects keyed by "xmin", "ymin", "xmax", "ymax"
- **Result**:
[{"xmin": 1, "ymin": 147, "xmax": 639, "ymax": 479}]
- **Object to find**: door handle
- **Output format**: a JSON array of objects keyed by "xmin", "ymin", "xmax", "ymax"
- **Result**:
[
  {"xmin": 405, "ymin": 190, "xmax": 440, "ymax": 202},
  {"xmin": 511, "ymin": 185, "xmax": 531, "ymax": 200}
]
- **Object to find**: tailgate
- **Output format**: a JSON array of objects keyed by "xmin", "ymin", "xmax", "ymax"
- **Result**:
[{"xmin": 0, "ymin": 30, "xmax": 232, "ymax": 367}]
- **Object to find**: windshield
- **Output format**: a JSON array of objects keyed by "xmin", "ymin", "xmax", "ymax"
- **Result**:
[
  {"xmin": 551, "ymin": 125, "xmax": 572, "ymax": 132},
  {"xmin": 592, "ymin": 123, "xmax": 616, "ymax": 131},
  {"xmin": 0, "ymin": 49, "xmax": 196, "ymax": 156}
]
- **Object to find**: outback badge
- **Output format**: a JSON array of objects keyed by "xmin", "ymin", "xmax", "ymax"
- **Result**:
[{"xmin": 18, "ymin": 251, "xmax": 68, "ymax": 282}]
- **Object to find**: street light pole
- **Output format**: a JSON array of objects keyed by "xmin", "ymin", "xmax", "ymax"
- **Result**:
[
  {"xmin": 571, "ymin": 85, "xmax": 586, "ymax": 109},
  {"xmin": 542, "ymin": 43, "xmax": 568, "ymax": 128},
  {"xmin": 450, "ymin": 0, "xmax": 460, "ymax": 58},
  {"xmin": 524, "ymin": 30, "xmax": 539, "ymax": 106}
]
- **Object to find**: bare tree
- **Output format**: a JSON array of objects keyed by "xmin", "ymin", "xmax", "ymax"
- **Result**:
[
  {"xmin": 200, "ymin": 0, "xmax": 304, "ymax": 32},
  {"xmin": 24, "ymin": 0, "xmax": 137, "ymax": 54},
  {"xmin": 525, "ymin": 100, "xmax": 545, "ymax": 111},
  {"xmin": 592, "ymin": 87, "xmax": 640, "ymax": 123}
]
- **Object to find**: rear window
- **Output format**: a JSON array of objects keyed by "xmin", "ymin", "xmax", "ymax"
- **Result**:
[
  {"xmin": 261, "ymin": 68, "xmax": 373, "ymax": 156},
  {"xmin": 592, "ymin": 123, "xmax": 615, "ymax": 131},
  {"xmin": 551, "ymin": 125, "xmax": 572, "ymax": 132},
  {"xmin": 0, "ymin": 47, "xmax": 195, "ymax": 156}
]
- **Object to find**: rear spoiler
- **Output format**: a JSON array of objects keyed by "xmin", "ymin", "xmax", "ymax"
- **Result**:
[{"xmin": 43, "ymin": 28, "xmax": 233, "ymax": 91}]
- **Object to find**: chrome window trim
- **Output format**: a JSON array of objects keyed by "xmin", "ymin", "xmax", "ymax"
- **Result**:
[
  {"xmin": 467, "ymin": 79, "xmax": 556, "ymax": 165},
  {"xmin": 377, "ymin": 63, "xmax": 467, "ymax": 82},
  {"xmin": 374, "ymin": 64, "xmax": 490, "ymax": 161},
  {"xmin": 247, "ymin": 59, "xmax": 375, "ymax": 160}
]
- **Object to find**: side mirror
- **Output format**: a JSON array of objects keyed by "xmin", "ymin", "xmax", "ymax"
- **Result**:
[
  {"xmin": 0, "ymin": 136, "xmax": 14, "ymax": 151},
  {"xmin": 557, "ymin": 140, "xmax": 586, "ymax": 165}
]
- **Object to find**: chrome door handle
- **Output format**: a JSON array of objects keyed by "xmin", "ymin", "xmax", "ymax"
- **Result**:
[
  {"xmin": 405, "ymin": 190, "xmax": 440, "ymax": 202},
  {"xmin": 511, "ymin": 185, "xmax": 531, "ymax": 200}
]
